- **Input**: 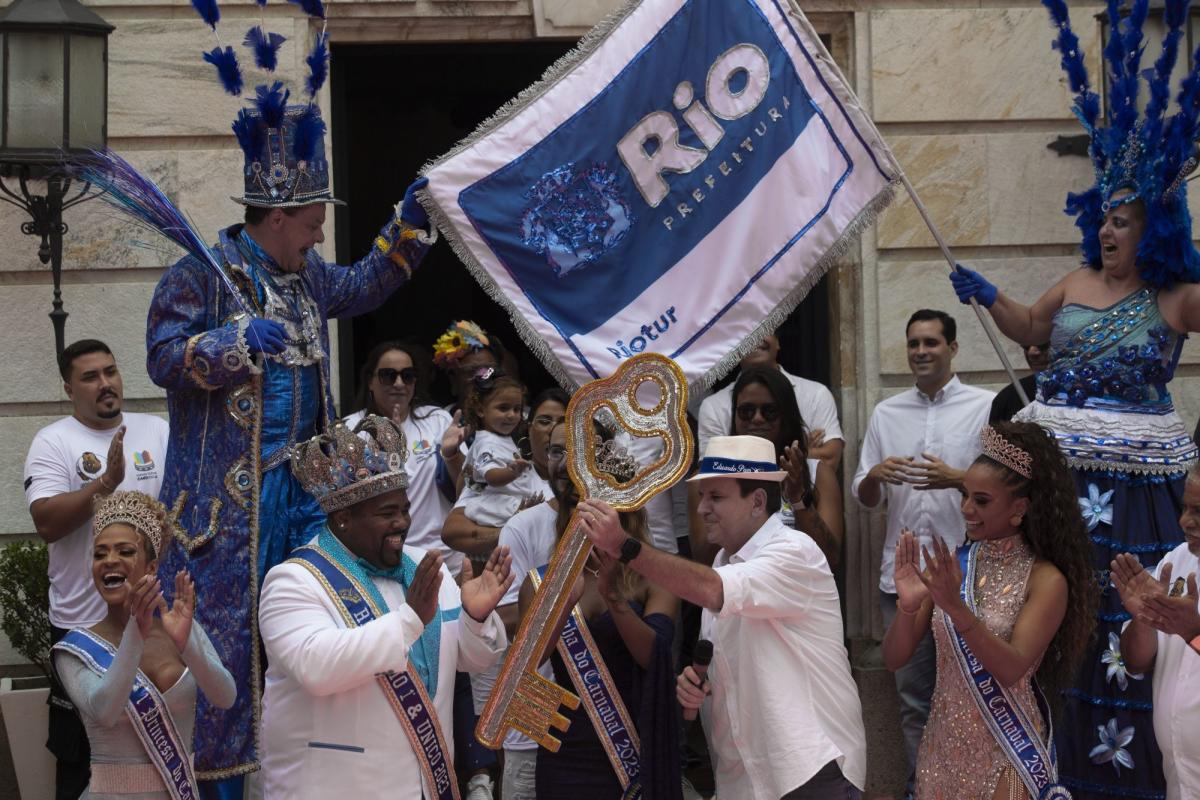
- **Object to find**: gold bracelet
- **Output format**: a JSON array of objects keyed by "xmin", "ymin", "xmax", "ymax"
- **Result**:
[
  {"xmin": 97, "ymin": 475, "xmax": 116, "ymax": 493},
  {"xmin": 954, "ymin": 614, "xmax": 981, "ymax": 635}
]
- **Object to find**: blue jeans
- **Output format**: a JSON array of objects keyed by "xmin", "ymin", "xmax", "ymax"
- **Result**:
[{"xmin": 880, "ymin": 590, "xmax": 936, "ymax": 798}]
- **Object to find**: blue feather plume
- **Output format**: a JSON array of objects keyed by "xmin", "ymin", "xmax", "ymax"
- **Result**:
[
  {"xmin": 1041, "ymin": 0, "xmax": 1099, "ymax": 131},
  {"xmin": 1142, "ymin": 0, "xmax": 1186, "ymax": 140},
  {"xmin": 287, "ymin": 0, "xmax": 325, "ymax": 19},
  {"xmin": 255, "ymin": 81, "xmax": 290, "ymax": 129},
  {"xmin": 244, "ymin": 26, "xmax": 287, "ymax": 72},
  {"xmin": 293, "ymin": 105, "xmax": 326, "ymax": 163},
  {"xmin": 232, "ymin": 107, "xmax": 265, "ymax": 161},
  {"xmin": 203, "ymin": 46, "xmax": 243, "ymax": 96},
  {"xmin": 190, "ymin": 0, "xmax": 221, "ymax": 30},
  {"xmin": 69, "ymin": 150, "xmax": 250, "ymax": 313},
  {"xmin": 305, "ymin": 31, "xmax": 330, "ymax": 99}
]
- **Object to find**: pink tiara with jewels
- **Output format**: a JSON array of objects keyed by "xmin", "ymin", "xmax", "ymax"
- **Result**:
[
  {"xmin": 93, "ymin": 491, "xmax": 166, "ymax": 557},
  {"xmin": 980, "ymin": 426, "xmax": 1033, "ymax": 479}
]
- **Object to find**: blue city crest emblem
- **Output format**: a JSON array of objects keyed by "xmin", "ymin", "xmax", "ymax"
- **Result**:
[{"xmin": 520, "ymin": 162, "xmax": 634, "ymax": 278}]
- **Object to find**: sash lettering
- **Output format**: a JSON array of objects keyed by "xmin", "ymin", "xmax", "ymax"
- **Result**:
[
  {"xmin": 53, "ymin": 630, "xmax": 200, "ymax": 800},
  {"xmin": 289, "ymin": 547, "xmax": 461, "ymax": 800},
  {"xmin": 945, "ymin": 543, "xmax": 1073, "ymax": 800},
  {"xmin": 532, "ymin": 567, "xmax": 642, "ymax": 797}
]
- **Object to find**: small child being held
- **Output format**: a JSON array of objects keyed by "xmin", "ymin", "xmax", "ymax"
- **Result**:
[{"xmin": 461, "ymin": 368, "xmax": 539, "ymax": 527}]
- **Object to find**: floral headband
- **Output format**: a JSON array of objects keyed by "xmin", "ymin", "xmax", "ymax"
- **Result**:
[{"xmin": 433, "ymin": 320, "xmax": 490, "ymax": 369}]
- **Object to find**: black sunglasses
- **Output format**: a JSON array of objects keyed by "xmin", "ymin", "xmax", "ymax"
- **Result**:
[
  {"xmin": 376, "ymin": 367, "xmax": 418, "ymax": 386},
  {"xmin": 735, "ymin": 402, "xmax": 780, "ymax": 423}
]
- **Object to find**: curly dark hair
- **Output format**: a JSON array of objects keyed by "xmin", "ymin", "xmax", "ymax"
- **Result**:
[
  {"xmin": 464, "ymin": 374, "xmax": 526, "ymax": 441},
  {"xmin": 976, "ymin": 421, "xmax": 1097, "ymax": 707},
  {"xmin": 730, "ymin": 366, "xmax": 808, "ymax": 459}
]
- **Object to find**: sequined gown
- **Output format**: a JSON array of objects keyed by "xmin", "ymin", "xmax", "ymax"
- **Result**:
[
  {"xmin": 1015, "ymin": 287, "xmax": 1196, "ymax": 799},
  {"xmin": 916, "ymin": 539, "xmax": 1040, "ymax": 800}
]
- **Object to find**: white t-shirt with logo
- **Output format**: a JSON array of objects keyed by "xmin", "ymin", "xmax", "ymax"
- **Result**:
[
  {"xmin": 24, "ymin": 413, "xmax": 170, "ymax": 628},
  {"xmin": 344, "ymin": 406, "xmax": 462, "ymax": 576}
]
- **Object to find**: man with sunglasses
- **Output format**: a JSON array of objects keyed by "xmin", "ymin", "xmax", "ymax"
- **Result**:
[
  {"xmin": 850, "ymin": 308, "xmax": 994, "ymax": 799},
  {"xmin": 697, "ymin": 333, "xmax": 844, "ymax": 468}
]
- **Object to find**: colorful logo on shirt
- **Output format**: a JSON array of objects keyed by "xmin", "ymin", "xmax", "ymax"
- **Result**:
[
  {"xmin": 76, "ymin": 452, "xmax": 102, "ymax": 481},
  {"xmin": 132, "ymin": 450, "xmax": 155, "ymax": 472},
  {"xmin": 411, "ymin": 438, "xmax": 434, "ymax": 458}
]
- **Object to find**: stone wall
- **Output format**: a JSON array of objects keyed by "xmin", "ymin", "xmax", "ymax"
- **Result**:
[{"xmin": 2, "ymin": 0, "xmax": 1198, "ymax": 666}]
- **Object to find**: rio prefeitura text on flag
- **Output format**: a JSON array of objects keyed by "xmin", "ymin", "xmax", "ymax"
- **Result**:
[{"xmin": 420, "ymin": 0, "xmax": 900, "ymax": 390}]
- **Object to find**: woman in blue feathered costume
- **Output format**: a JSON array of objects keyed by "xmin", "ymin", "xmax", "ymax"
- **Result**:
[{"xmin": 951, "ymin": 1, "xmax": 1200, "ymax": 796}]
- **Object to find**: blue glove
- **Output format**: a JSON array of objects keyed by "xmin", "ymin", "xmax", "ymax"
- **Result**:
[
  {"xmin": 399, "ymin": 177, "xmax": 430, "ymax": 228},
  {"xmin": 949, "ymin": 264, "xmax": 997, "ymax": 308},
  {"xmin": 246, "ymin": 318, "xmax": 286, "ymax": 356}
]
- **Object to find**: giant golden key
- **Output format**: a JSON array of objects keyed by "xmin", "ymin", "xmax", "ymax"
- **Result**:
[{"xmin": 475, "ymin": 353, "xmax": 692, "ymax": 751}]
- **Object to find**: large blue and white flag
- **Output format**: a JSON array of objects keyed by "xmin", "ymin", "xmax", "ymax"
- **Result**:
[{"xmin": 421, "ymin": 0, "xmax": 899, "ymax": 390}]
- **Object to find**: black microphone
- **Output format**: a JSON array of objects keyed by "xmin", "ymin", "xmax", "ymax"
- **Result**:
[{"xmin": 683, "ymin": 639, "xmax": 714, "ymax": 721}]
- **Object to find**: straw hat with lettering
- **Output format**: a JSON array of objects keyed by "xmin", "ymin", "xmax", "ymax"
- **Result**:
[{"xmin": 687, "ymin": 435, "xmax": 787, "ymax": 482}]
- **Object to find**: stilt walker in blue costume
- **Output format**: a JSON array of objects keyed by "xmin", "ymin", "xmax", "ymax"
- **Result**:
[
  {"xmin": 950, "ymin": 0, "xmax": 1200, "ymax": 796},
  {"xmin": 73, "ymin": 2, "xmax": 439, "ymax": 796}
]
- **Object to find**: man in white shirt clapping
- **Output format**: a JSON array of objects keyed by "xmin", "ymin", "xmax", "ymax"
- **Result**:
[
  {"xmin": 851, "ymin": 308, "xmax": 994, "ymax": 796},
  {"xmin": 582, "ymin": 435, "xmax": 866, "ymax": 800}
]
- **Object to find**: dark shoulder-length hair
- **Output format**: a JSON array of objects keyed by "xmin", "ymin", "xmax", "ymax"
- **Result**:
[
  {"xmin": 353, "ymin": 340, "xmax": 436, "ymax": 421},
  {"xmin": 730, "ymin": 366, "xmax": 807, "ymax": 458}
]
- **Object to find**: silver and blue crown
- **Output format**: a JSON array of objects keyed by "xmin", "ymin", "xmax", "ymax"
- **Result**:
[
  {"xmin": 1042, "ymin": 0, "xmax": 1200, "ymax": 288},
  {"xmin": 188, "ymin": 0, "xmax": 341, "ymax": 208},
  {"xmin": 291, "ymin": 415, "xmax": 408, "ymax": 512}
]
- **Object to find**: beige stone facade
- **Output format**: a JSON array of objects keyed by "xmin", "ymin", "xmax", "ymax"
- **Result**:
[{"xmin": 1, "ymin": 0, "xmax": 1197, "ymax": 671}]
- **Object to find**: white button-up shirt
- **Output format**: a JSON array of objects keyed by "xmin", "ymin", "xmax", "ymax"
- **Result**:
[
  {"xmin": 697, "ymin": 367, "xmax": 844, "ymax": 455},
  {"xmin": 1148, "ymin": 543, "xmax": 1200, "ymax": 800},
  {"xmin": 700, "ymin": 515, "xmax": 866, "ymax": 799},
  {"xmin": 851, "ymin": 375, "xmax": 994, "ymax": 593}
]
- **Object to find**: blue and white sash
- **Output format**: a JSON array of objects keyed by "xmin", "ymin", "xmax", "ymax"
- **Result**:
[
  {"xmin": 531, "ymin": 566, "xmax": 642, "ymax": 799},
  {"xmin": 52, "ymin": 629, "xmax": 199, "ymax": 800},
  {"xmin": 944, "ymin": 543, "xmax": 1072, "ymax": 800},
  {"xmin": 289, "ymin": 545, "xmax": 461, "ymax": 800}
]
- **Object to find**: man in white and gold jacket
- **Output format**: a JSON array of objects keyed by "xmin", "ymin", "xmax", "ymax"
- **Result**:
[{"xmin": 259, "ymin": 415, "xmax": 512, "ymax": 799}]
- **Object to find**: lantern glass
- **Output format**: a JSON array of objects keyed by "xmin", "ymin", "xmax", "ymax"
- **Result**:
[
  {"xmin": 7, "ymin": 33, "xmax": 65, "ymax": 149},
  {"xmin": 68, "ymin": 35, "xmax": 105, "ymax": 149}
]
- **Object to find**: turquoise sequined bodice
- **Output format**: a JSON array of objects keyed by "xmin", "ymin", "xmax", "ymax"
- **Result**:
[{"xmin": 1038, "ymin": 287, "xmax": 1184, "ymax": 410}]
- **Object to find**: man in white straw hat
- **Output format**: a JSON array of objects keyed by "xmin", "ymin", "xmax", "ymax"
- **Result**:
[{"xmin": 580, "ymin": 434, "xmax": 866, "ymax": 800}]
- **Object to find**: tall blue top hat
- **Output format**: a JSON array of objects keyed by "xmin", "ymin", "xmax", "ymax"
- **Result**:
[
  {"xmin": 184, "ymin": 0, "xmax": 341, "ymax": 208},
  {"xmin": 231, "ymin": 85, "xmax": 344, "ymax": 208}
]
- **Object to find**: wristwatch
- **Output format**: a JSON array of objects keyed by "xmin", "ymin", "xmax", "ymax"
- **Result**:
[{"xmin": 619, "ymin": 536, "xmax": 642, "ymax": 565}]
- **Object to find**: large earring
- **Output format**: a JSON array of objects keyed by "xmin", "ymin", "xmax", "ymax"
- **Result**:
[{"xmin": 1010, "ymin": 513, "xmax": 1024, "ymax": 528}]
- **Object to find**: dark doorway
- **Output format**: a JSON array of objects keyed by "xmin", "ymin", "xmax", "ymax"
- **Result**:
[{"xmin": 330, "ymin": 41, "xmax": 831, "ymax": 412}]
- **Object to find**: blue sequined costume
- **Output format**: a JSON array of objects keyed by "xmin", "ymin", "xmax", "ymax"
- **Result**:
[
  {"xmin": 1017, "ymin": 287, "xmax": 1197, "ymax": 799},
  {"xmin": 146, "ymin": 222, "xmax": 429, "ymax": 780}
]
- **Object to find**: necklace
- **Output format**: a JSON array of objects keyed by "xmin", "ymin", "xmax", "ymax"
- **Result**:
[{"xmin": 583, "ymin": 564, "xmax": 599, "ymax": 578}]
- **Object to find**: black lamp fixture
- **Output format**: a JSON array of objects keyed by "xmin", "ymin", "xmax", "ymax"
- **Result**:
[{"xmin": 0, "ymin": 0, "xmax": 114, "ymax": 358}]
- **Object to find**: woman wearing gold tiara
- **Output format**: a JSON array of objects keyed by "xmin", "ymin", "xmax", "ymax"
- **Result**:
[
  {"xmin": 51, "ymin": 491, "xmax": 235, "ymax": 799},
  {"xmin": 883, "ymin": 422, "xmax": 1096, "ymax": 799}
]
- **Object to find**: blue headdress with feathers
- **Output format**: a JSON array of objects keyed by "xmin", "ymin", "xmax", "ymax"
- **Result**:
[
  {"xmin": 184, "ymin": 0, "xmax": 339, "ymax": 207},
  {"xmin": 1043, "ymin": 0, "xmax": 1200, "ymax": 287}
]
